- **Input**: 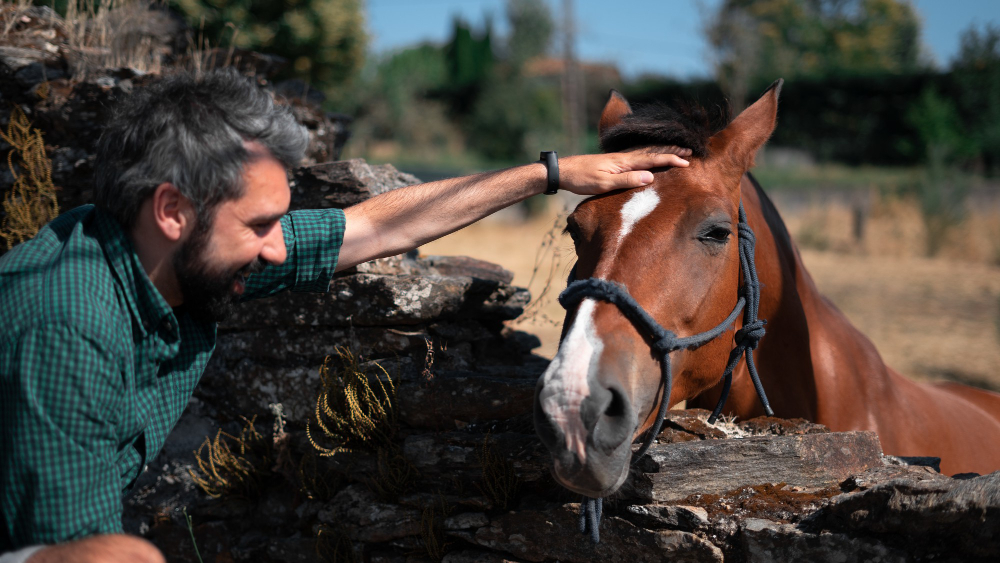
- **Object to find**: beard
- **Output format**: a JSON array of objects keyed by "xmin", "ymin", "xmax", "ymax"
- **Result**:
[{"xmin": 173, "ymin": 224, "xmax": 266, "ymax": 324}]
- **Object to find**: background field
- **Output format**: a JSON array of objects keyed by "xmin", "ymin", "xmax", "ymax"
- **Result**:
[{"xmin": 422, "ymin": 175, "xmax": 1000, "ymax": 392}]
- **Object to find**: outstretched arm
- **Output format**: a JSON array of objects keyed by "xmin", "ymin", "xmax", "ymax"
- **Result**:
[{"xmin": 337, "ymin": 150, "xmax": 690, "ymax": 271}]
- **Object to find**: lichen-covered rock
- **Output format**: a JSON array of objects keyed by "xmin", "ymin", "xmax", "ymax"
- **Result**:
[
  {"xmin": 813, "ymin": 471, "xmax": 1000, "ymax": 560},
  {"xmin": 464, "ymin": 504, "xmax": 724, "ymax": 563},
  {"xmin": 741, "ymin": 518, "xmax": 908, "ymax": 563},
  {"xmin": 319, "ymin": 485, "xmax": 423, "ymax": 543},
  {"xmin": 224, "ymin": 274, "xmax": 529, "ymax": 328},
  {"xmin": 291, "ymin": 158, "xmax": 421, "ymax": 209},
  {"xmin": 442, "ymin": 550, "xmax": 527, "ymax": 563},
  {"xmin": 396, "ymin": 375, "xmax": 536, "ymax": 430}
]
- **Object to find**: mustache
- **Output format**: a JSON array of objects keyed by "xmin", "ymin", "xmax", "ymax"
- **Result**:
[{"xmin": 237, "ymin": 258, "xmax": 267, "ymax": 279}]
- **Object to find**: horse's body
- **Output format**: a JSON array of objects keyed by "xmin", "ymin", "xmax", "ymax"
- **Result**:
[{"xmin": 534, "ymin": 83, "xmax": 1000, "ymax": 500}]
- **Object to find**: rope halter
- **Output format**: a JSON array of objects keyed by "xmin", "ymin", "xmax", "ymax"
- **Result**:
[{"xmin": 556, "ymin": 202, "xmax": 774, "ymax": 543}]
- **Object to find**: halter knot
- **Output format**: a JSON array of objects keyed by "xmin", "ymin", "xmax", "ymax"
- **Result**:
[
  {"xmin": 737, "ymin": 222, "xmax": 756, "ymax": 242},
  {"xmin": 735, "ymin": 319, "xmax": 767, "ymax": 349},
  {"xmin": 651, "ymin": 332, "xmax": 679, "ymax": 354}
]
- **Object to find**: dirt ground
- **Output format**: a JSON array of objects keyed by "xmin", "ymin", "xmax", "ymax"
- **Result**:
[{"xmin": 421, "ymin": 193, "xmax": 1000, "ymax": 391}]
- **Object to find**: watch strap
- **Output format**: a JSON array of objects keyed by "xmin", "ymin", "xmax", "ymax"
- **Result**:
[{"xmin": 538, "ymin": 151, "xmax": 559, "ymax": 195}]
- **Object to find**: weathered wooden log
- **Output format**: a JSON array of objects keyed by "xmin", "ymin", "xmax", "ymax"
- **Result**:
[{"xmin": 634, "ymin": 431, "xmax": 884, "ymax": 502}]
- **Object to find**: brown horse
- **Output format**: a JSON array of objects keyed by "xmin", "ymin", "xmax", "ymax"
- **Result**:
[{"xmin": 533, "ymin": 82, "xmax": 1000, "ymax": 501}]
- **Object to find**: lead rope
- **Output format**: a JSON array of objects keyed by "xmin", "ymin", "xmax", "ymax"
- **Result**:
[{"xmin": 559, "ymin": 202, "xmax": 774, "ymax": 543}]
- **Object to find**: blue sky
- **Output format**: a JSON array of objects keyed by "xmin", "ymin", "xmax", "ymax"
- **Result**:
[{"xmin": 366, "ymin": 0, "xmax": 1000, "ymax": 79}]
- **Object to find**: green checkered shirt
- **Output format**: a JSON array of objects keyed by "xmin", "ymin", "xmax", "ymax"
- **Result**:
[{"xmin": 0, "ymin": 204, "xmax": 344, "ymax": 548}]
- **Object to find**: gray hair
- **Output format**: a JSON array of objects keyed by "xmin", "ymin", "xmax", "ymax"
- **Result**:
[{"xmin": 93, "ymin": 68, "xmax": 309, "ymax": 230}]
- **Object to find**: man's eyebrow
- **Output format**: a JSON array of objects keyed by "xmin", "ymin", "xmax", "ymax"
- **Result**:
[{"xmin": 248, "ymin": 210, "xmax": 288, "ymax": 224}]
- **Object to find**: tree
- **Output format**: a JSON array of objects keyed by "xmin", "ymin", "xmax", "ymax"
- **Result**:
[
  {"xmin": 905, "ymin": 87, "xmax": 973, "ymax": 256},
  {"xmin": 505, "ymin": 0, "xmax": 554, "ymax": 68},
  {"xmin": 465, "ymin": 0, "xmax": 559, "ymax": 161},
  {"xmin": 169, "ymin": 0, "xmax": 367, "ymax": 91},
  {"xmin": 705, "ymin": 0, "xmax": 923, "ymax": 108},
  {"xmin": 951, "ymin": 23, "xmax": 1000, "ymax": 174}
]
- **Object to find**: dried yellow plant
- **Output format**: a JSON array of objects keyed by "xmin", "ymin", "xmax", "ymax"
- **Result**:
[
  {"xmin": 298, "ymin": 450, "xmax": 342, "ymax": 502},
  {"xmin": 316, "ymin": 525, "xmax": 357, "ymax": 563},
  {"xmin": 419, "ymin": 496, "xmax": 452, "ymax": 561},
  {"xmin": 63, "ymin": 0, "xmax": 166, "ymax": 78},
  {"xmin": 306, "ymin": 348, "xmax": 397, "ymax": 456},
  {"xmin": 366, "ymin": 445, "xmax": 416, "ymax": 502},
  {"xmin": 1, "ymin": 105, "xmax": 59, "ymax": 250},
  {"xmin": 476, "ymin": 433, "xmax": 520, "ymax": 511},
  {"xmin": 188, "ymin": 415, "xmax": 270, "ymax": 499}
]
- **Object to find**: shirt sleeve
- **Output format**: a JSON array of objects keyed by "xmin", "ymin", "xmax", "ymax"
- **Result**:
[
  {"xmin": 241, "ymin": 208, "xmax": 346, "ymax": 300},
  {"xmin": 0, "ymin": 325, "xmax": 125, "ymax": 548}
]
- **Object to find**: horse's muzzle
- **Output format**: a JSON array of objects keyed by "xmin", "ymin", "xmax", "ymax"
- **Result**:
[{"xmin": 534, "ymin": 376, "xmax": 637, "ymax": 497}]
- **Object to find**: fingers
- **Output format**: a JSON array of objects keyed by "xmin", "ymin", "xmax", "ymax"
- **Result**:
[
  {"xmin": 660, "ymin": 145, "xmax": 694, "ymax": 157},
  {"xmin": 556, "ymin": 148, "xmax": 693, "ymax": 195},
  {"xmin": 613, "ymin": 170, "xmax": 657, "ymax": 190},
  {"xmin": 623, "ymin": 151, "xmax": 690, "ymax": 171}
]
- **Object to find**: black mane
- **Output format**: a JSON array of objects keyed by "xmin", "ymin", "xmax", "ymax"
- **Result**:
[{"xmin": 599, "ymin": 101, "xmax": 728, "ymax": 157}]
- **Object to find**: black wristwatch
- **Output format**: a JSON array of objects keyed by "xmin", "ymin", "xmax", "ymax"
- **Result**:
[{"xmin": 538, "ymin": 151, "xmax": 559, "ymax": 195}]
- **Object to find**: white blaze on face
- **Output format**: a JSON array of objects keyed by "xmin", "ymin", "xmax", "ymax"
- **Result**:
[
  {"xmin": 617, "ymin": 188, "xmax": 660, "ymax": 247},
  {"xmin": 540, "ymin": 299, "xmax": 603, "ymax": 464}
]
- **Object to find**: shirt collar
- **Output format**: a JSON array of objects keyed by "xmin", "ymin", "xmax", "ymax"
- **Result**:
[{"xmin": 92, "ymin": 206, "xmax": 179, "ymax": 342}]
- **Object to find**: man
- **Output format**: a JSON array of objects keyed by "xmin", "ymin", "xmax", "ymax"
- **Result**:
[{"xmin": 0, "ymin": 69, "xmax": 689, "ymax": 562}]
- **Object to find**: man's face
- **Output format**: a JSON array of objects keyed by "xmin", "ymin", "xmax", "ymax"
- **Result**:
[{"xmin": 174, "ymin": 152, "xmax": 291, "ymax": 322}]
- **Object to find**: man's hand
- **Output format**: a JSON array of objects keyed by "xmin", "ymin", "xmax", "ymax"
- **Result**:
[
  {"xmin": 559, "ymin": 147, "xmax": 692, "ymax": 196},
  {"xmin": 27, "ymin": 535, "xmax": 164, "ymax": 563}
]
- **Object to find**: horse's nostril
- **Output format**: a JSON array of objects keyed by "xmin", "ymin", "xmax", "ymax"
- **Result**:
[{"xmin": 605, "ymin": 387, "xmax": 626, "ymax": 418}]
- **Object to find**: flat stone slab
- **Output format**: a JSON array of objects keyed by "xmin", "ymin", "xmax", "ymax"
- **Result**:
[
  {"xmin": 815, "ymin": 470, "xmax": 1000, "ymax": 560},
  {"xmin": 291, "ymin": 158, "xmax": 420, "ymax": 209},
  {"xmin": 637, "ymin": 431, "xmax": 884, "ymax": 502},
  {"xmin": 460, "ymin": 503, "xmax": 724, "ymax": 563},
  {"xmin": 226, "ymin": 273, "xmax": 530, "ymax": 327}
]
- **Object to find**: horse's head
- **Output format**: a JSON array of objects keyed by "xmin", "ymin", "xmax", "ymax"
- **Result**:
[{"xmin": 534, "ymin": 82, "xmax": 782, "ymax": 497}]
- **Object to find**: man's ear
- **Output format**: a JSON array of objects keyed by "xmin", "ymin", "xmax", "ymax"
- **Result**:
[{"xmin": 150, "ymin": 182, "xmax": 194, "ymax": 242}]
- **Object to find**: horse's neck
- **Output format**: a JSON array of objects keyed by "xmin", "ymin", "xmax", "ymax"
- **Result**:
[{"xmin": 718, "ymin": 175, "xmax": 834, "ymax": 420}]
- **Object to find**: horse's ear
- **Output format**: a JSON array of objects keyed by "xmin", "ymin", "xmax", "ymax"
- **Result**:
[
  {"xmin": 599, "ymin": 90, "xmax": 632, "ymax": 136},
  {"xmin": 709, "ymin": 79, "xmax": 782, "ymax": 174}
]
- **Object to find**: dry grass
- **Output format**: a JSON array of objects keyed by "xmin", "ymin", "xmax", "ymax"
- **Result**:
[
  {"xmin": 418, "ymin": 497, "xmax": 452, "ymax": 561},
  {"xmin": 0, "ymin": 106, "xmax": 60, "ymax": 250},
  {"xmin": 188, "ymin": 415, "xmax": 271, "ymax": 499},
  {"xmin": 297, "ymin": 450, "xmax": 342, "ymax": 502},
  {"xmin": 475, "ymin": 433, "xmax": 520, "ymax": 511},
  {"xmin": 306, "ymin": 348, "xmax": 397, "ymax": 456},
  {"xmin": 62, "ymin": 0, "xmax": 169, "ymax": 78},
  {"xmin": 366, "ymin": 445, "xmax": 417, "ymax": 502},
  {"xmin": 0, "ymin": 0, "xmax": 33, "ymax": 40},
  {"xmin": 316, "ymin": 525, "xmax": 357, "ymax": 563}
]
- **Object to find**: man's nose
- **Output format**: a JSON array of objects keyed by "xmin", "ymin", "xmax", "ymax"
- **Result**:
[{"xmin": 260, "ymin": 222, "xmax": 287, "ymax": 265}]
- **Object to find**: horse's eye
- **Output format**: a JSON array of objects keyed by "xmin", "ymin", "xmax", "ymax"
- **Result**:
[
  {"xmin": 565, "ymin": 225, "xmax": 581, "ymax": 245},
  {"xmin": 700, "ymin": 227, "xmax": 731, "ymax": 244}
]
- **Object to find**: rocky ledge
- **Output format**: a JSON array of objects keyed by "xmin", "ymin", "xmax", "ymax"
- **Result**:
[{"xmin": 125, "ymin": 404, "xmax": 1000, "ymax": 563}]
